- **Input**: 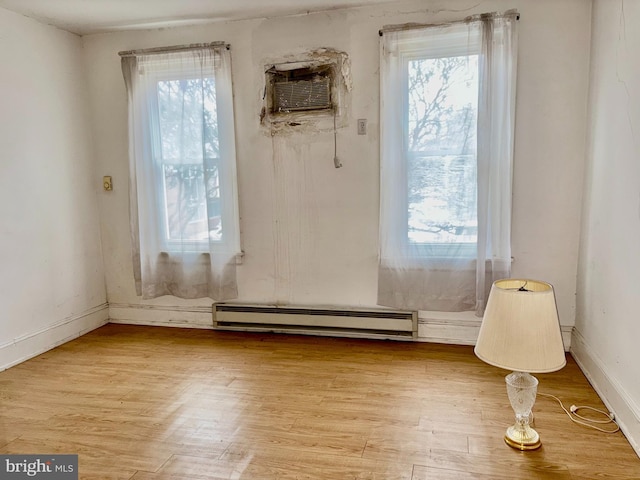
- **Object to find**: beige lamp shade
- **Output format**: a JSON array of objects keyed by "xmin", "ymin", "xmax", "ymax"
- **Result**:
[{"xmin": 475, "ymin": 279, "xmax": 566, "ymax": 373}]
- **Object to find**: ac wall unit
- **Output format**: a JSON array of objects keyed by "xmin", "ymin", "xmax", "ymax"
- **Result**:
[{"xmin": 273, "ymin": 77, "xmax": 331, "ymax": 112}]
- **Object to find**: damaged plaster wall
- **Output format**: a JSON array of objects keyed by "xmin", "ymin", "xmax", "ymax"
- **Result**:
[
  {"xmin": 83, "ymin": 0, "xmax": 591, "ymax": 337},
  {"xmin": 263, "ymin": 48, "xmax": 353, "ymax": 296}
]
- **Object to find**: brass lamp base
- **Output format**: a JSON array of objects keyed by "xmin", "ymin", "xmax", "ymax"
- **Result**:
[{"xmin": 504, "ymin": 424, "xmax": 542, "ymax": 451}]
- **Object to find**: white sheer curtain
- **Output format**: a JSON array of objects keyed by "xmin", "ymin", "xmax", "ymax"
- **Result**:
[
  {"xmin": 121, "ymin": 44, "xmax": 241, "ymax": 300},
  {"xmin": 378, "ymin": 12, "xmax": 518, "ymax": 315}
]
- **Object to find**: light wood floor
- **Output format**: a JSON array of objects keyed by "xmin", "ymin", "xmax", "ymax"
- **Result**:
[{"xmin": 1, "ymin": 325, "xmax": 638, "ymax": 479}]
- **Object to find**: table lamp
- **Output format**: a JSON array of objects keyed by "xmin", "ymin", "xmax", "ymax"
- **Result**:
[{"xmin": 474, "ymin": 279, "xmax": 566, "ymax": 450}]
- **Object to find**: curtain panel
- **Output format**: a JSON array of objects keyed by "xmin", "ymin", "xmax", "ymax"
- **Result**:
[
  {"xmin": 121, "ymin": 45, "xmax": 241, "ymax": 300},
  {"xmin": 378, "ymin": 12, "xmax": 518, "ymax": 315}
]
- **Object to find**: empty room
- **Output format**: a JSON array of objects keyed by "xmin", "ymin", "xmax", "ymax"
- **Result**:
[{"xmin": 0, "ymin": 0, "xmax": 639, "ymax": 478}]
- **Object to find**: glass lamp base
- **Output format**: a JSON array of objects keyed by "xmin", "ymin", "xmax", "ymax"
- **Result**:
[
  {"xmin": 504, "ymin": 371, "xmax": 542, "ymax": 451},
  {"xmin": 504, "ymin": 424, "xmax": 541, "ymax": 451}
]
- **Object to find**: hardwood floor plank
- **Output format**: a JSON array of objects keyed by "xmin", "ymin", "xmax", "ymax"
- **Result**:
[
  {"xmin": 423, "ymin": 448, "xmax": 573, "ymax": 479},
  {"xmin": 228, "ymin": 427, "xmax": 368, "ymax": 457},
  {"xmin": 132, "ymin": 454, "xmax": 238, "ymax": 479},
  {"xmin": 220, "ymin": 443, "xmax": 414, "ymax": 480},
  {"xmin": 412, "ymin": 465, "xmax": 518, "ymax": 480}
]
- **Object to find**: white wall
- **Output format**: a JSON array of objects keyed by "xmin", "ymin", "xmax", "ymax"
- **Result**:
[
  {"xmin": 0, "ymin": 8, "xmax": 108, "ymax": 369},
  {"xmin": 82, "ymin": 0, "xmax": 591, "ymax": 341},
  {"xmin": 573, "ymin": 0, "xmax": 640, "ymax": 455}
]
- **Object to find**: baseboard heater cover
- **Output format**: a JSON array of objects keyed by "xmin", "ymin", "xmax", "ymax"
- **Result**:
[{"xmin": 213, "ymin": 304, "xmax": 417, "ymax": 339}]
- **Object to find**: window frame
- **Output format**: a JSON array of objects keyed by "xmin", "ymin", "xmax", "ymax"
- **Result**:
[
  {"xmin": 140, "ymin": 57, "xmax": 239, "ymax": 255},
  {"xmin": 394, "ymin": 27, "xmax": 482, "ymax": 260}
]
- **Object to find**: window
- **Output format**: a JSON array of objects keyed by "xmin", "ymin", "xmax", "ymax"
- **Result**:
[
  {"xmin": 406, "ymin": 50, "xmax": 479, "ymax": 252},
  {"xmin": 154, "ymin": 75, "xmax": 222, "ymax": 248},
  {"xmin": 121, "ymin": 44, "xmax": 241, "ymax": 300},
  {"xmin": 381, "ymin": 24, "xmax": 482, "ymax": 257},
  {"xmin": 378, "ymin": 13, "xmax": 518, "ymax": 313}
]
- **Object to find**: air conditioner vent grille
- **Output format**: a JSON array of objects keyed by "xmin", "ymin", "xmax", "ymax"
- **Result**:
[{"xmin": 273, "ymin": 78, "xmax": 331, "ymax": 112}]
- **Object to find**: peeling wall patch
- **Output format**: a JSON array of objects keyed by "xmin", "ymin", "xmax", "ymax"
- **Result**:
[{"xmin": 261, "ymin": 48, "xmax": 351, "ymax": 135}]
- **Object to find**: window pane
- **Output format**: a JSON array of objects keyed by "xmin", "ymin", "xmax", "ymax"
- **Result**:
[
  {"xmin": 156, "ymin": 77, "xmax": 221, "ymax": 243},
  {"xmin": 162, "ymin": 160, "xmax": 221, "ymax": 242},
  {"xmin": 407, "ymin": 55, "xmax": 478, "ymax": 244}
]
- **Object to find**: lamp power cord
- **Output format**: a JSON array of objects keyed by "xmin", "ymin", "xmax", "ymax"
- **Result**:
[{"xmin": 538, "ymin": 392, "xmax": 620, "ymax": 434}]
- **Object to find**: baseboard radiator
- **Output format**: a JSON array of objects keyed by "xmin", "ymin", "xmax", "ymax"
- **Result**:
[{"xmin": 213, "ymin": 304, "xmax": 418, "ymax": 340}]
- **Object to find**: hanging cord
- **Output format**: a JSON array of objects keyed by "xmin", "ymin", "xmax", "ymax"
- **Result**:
[
  {"xmin": 538, "ymin": 393, "xmax": 620, "ymax": 434},
  {"xmin": 333, "ymin": 109, "xmax": 342, "ymax": 168}
]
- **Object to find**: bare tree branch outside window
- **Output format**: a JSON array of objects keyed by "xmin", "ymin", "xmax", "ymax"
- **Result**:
[{"xmin": 406, "ymin": 55, "xmax": 479, "ymax": 244}]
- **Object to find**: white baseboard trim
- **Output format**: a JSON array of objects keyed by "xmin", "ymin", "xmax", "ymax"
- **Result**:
[
  {"xmin": 108, "ymin": 303, "xmax": 213, "ymax": 329},
  {"xmin": 0, "ymin": 303, "xmax": 109, "ymax": 372},
  {"xmin": 417, "ymin": 314, "xmax": 573, "ymax": 350},
  {"xmin": 571, "ymin": 329, "xmax": 640, "ymax": 457},
  {"xmin": 417, "ymin": 316, "xmax": 480, "ymax": 345},
  {"xmin": 108, "ymin": 304, "xmax": 576, "ymax": 349}
]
